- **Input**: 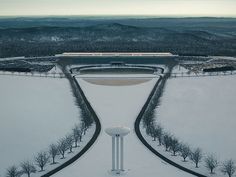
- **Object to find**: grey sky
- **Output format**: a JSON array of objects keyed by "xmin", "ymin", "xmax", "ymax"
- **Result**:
[{"xmin": 0, "ymin": 0, "xmax": 235, "ymax": 16}]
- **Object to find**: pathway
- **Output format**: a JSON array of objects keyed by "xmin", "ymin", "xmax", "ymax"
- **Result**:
[{"xmin": 52, "ymin": 74, "xmax": 192, "ymax": 177}]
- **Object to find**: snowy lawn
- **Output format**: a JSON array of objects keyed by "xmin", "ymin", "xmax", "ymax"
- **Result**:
[
  {"xmin": 0, "ymin": 75, "xmax": 81, "ymax": 177},
  {"xmin": 52, "ymin": 74, "xmax": 193, "ymax": 177},
  {"xmin": 151, "ymin": 75, "xmax": 236, "ymax": 176}
]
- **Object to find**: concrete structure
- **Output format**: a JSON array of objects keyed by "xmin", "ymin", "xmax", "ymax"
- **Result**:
[
  {"xmin": 105, "ymin": 126, "xmax": 130, "ymax": 174},
  {"xmin": 56, "ymin": 52, "xmax": 177, "ymax": 57}
]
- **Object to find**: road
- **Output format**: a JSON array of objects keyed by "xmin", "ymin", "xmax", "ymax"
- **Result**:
[{"xmin": 52, "ymin": 74, "xmax": 192, "ymax": 177}]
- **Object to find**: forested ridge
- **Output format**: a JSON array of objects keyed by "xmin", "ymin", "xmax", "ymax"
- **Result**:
[{"xmin": 0, "ymin": 18, "xmax": 236, "ymax": 57}]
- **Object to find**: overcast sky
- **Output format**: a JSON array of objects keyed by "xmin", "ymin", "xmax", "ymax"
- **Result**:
[{"xmin": 0, "ymin": 0, "xmax": 235, "ymax": 17}]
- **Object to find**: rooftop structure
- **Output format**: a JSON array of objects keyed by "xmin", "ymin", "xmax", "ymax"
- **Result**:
[{"xmin": 56, "ymin": 52, "xmax": 177, "ymax": 57}]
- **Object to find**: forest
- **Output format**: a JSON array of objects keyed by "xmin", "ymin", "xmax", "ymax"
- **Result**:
[{"xmin": 0, "ymin": 17, "xmax": 236, "ymax": 57}]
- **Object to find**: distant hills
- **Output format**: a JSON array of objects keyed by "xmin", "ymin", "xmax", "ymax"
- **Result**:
[{"xmin": 0, "ymin": 17, "xmax": 236, "ymax": 57}]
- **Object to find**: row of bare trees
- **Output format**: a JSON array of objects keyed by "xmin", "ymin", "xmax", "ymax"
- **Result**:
[
  {"xmin": 141, "ymin": 72, "xmax": 236, "ymax": 177},
  {"xmin": 4, "ymin": 65, "xmax": 96, "ymax": 177},
  {"xmin": 5, "ymin": 122, "xmax": 91, "ymax": 177},
  {"xmin": 145, "ymin": 122, "xmax": 236, "ymax": 177}
]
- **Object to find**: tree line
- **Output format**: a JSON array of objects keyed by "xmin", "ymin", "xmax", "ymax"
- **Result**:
[
  {"xmin": 142, "ymin": 90, "xmax": 236, "ymax": 177},
  {"xmin": 5, "ymin": 122, "xmax": 92, "ymax": 177},
  {"xmin": 4, "ymin": 88, "xmax": 94, "ymax": 177},
  {"xmin": 1, "ymin": 23, "xmax": 236, "ymax": 58}
]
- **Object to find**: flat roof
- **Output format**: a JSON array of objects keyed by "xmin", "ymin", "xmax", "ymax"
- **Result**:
[{"xmin": 56, "ymin": 52, "xmax": 177, "ymax": 57}]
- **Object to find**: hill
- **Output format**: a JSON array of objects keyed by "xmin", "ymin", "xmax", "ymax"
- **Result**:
[{"xmin": 0, "ymin": 19, "xmax": 236, "ymax": 57}]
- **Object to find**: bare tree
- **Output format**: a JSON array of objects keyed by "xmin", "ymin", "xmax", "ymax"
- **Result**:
[
  {"xmin": 155, "ymin": 125, "xmax": 163, "ymax": 146},
  {"xmin": 49, "ymin": 144, "xmax": 58, "ymax": 164},
  {"xmin": 170, "ymin": 137, "xmax": 180, "ymax": 156},
  {"xmin": 73, "ymin": 124, "xmax": 82, "ymax": 147},
  {"xmin": 35, "ymin": 151, "xmax": 50, "ymax": 171},
  {"xmin": 5, "ymin": 165, "xmax": 21, "ymax": 177},
  {"xmin": 190, "ymin": 148, "xmax": 203, "ymax": 168},
  {"xmin": 58, "ymin": 138, "xmax": 68, "ymax": 159},
  {"xmin": 146, "ymin": 124, "xmax": 155, "ymax": 139},
  {"xmin": 80, "ymin": 122, "xmax": 88, "ymax": 135},
  {"xmin": 221, "ymin": 159, "xmax": 236, "ymax": 177},
  {"xmin": 205, "ymin": 154, "xmax": 218, "ymax": 174},
  {"xmin": 163, "ymin": 133, "xmax": 172, "ymax": 151},
  {"xmin": 20, "ymin": 161, "xmax": 36, "ymax": 177},
  {"xmin": 65, "ymin": 134, "xmax": 74, "ymax": 153},
  {"xmin": 150, "ymin": 126, "xmax": 156, "ymax": 141},
  {"xmin": 179, "ymin": 144, "xmax": 191, "ymax": 162}
]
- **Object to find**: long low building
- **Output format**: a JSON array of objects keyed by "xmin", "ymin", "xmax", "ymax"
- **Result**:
[{"xmin": 55, "ymin": 52, "xmax": 177, "ymax": 57}]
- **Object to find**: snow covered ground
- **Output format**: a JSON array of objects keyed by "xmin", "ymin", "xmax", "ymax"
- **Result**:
[
  {"xmin": 76, "ymin": 74, "xmax": 157, "ymax": 86},
  {"xmin": 0, "ymin": 75, "xmax": 81, "ymax": 177},
  {"xmin": 172, "ymin": 65, "xmax": 190, "ymax": 74},
  {"xmin": 53, "ymin": 74, "xmax": 193, "ymax": 177},
  {"xmin": 152, "ymin": 75, "xmax": 236, "ymax": 176},
  {"xmin": 171, "ymin": 65, "xmax": 236, "ymax": 78}
]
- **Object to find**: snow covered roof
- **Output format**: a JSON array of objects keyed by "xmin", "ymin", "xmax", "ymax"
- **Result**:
[
  {"xmin": 56, "ymin": 52, "xmax": 176, "ymax": 57},
  {"xmin": 105, "ymin": 126, "xmax": 131, "ymax": 137}
]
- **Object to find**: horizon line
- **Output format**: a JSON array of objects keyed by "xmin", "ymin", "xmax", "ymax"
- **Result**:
[{"xmin": 0, "ymin": 14, "xmax": 236, "ymax": 19}]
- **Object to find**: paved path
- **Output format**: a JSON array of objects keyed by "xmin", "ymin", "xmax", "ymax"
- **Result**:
[{"xmin": 52, "ymin": 75, "xmax": 192, "ymax": 177}]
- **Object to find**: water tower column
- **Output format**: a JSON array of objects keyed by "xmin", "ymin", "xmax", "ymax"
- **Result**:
[
  {"xmin": 105, "ymin": 126, "xmax": 130, "ymax": 174},
  {"xmin": 116, "ymin": 135, "xmax": 120, "ymax": 171},
  {"xmin": 120, "ymin": 136, "xmax": 124, "ymax": 171},
  {"xmin": 112, "ymin": 136, "xmax": 115, "ymax": 171}
]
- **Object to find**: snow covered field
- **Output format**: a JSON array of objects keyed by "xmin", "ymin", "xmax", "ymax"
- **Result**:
[
  {"xmin": 153, "ymin": 75, "xmax": 236, "ymax": 176},
  {"xmin": 77, "ymin": 74, "xmax": 156, "ymax": 86},
  {"xmin": 0, "ymin": 75, "xmax": 80, "ymax": 176},
  {"xmin": 53, "ymin": 74, "xmax": 193, "ymax": 177}
]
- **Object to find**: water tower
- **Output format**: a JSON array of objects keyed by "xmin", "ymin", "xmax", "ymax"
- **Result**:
[{"xmin": 105, "ymin": 126, "xmax": 130, "ymax": 174}]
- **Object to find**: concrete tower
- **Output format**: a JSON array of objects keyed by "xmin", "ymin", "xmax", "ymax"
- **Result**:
[{"xmin": 105, "ymin": 126, "xmax": 130, "ymax": 174}]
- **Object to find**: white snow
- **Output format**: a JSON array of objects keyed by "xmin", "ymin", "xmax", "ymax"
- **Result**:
[
  {"xmin": 48, "ymin": 64, "xmax": 63, "ymax": 74},
  {"xmin": 172, "ymin": 65, "xmax": 190, "ymax": 74},
  {"xmin": 0, "ymin": 75, "xmax": 81, "ymax": 176},
  {"xmin": 0, "ymin": 56, "xmax": 25, "ymax": 61},
  {"xmin": 152, "ymin": 75, "xmax": 236, "ymax": 176},
  {"xmin": 208, "ymin": 56, "xmax": 236, "ymax": 61},
  {"xmin": 76, "ymin": 74, "xmax": 158, "ymax": 78},
  {"xmin": 36, "ymin": 125, "xmax": 95, "ymax": 177},
  {"xmin": 105, "ymin": 126, "xmax": 131, "ymax": 137},
  {"xmin": 52, "ymin": 74, "xmax": 193, "ymax": 177}
]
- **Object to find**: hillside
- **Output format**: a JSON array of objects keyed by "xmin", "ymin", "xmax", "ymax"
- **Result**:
[{"xmin": 0, "ymin": 19, "xmax": 236, "ymax": 57}]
